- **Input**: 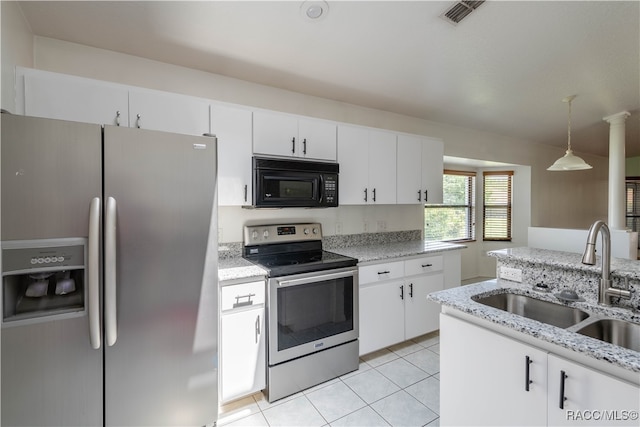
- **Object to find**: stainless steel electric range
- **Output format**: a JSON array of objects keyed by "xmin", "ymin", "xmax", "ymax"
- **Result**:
[{"xmin": 243, "ymin": 223, "xmax": 359, "ymax": 402}]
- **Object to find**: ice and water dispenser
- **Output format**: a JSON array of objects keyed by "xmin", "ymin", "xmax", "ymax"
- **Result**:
[{"xmin": 2, "ymin": 238, "xmax": 87, "ymax": 326}]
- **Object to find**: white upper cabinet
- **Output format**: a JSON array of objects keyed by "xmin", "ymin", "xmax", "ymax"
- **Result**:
[
  {"xmin": 338, "ymin": 125, "xmax": 396, "ymax": 205},
  {"xmin": 397, "ymin": 134, "xmax": 444, "ymax": 204},
  {"xmin": 128, "ymin": 89, "xmax": 210, "ymax": 136},
  {"xmin": 253, "ymin": 110, "xmax": 336, "ymax": 161},
  {"xmin": 211, "ymin": 103, "xmax": 253, "ymax": 206},
  {"xmin": 19, "ymin": 68, "xmax": 210, "ymax": 136},
  {"xmin": 21, "ymin": 68, "xmax": 128, "ymax": 126},
  {"xmin": 396, "ymin": 134, "xmax": 423, "ymax": 204},
  {"xmin": 421, "ymin": 136, "xmax": 444, "ymax": 204}
]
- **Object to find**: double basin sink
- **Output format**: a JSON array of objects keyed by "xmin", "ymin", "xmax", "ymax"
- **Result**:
[{"xmin": 472, "ymin": 291, "xmax": 640, "ymax": 352}]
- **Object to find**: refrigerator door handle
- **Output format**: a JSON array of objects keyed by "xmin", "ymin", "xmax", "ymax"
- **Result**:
[
  {"xmin": 105, "ymin": 196, "xmax": 118, "ymax": 346},
  {"xmin": 88, "ymin": 197, "xmax": 102, "ymax": 349}
]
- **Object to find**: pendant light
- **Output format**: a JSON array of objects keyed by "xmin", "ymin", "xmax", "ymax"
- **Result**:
[{"xmin": 547, "ymin": 95, "xmax": 592, "ymax": 171}]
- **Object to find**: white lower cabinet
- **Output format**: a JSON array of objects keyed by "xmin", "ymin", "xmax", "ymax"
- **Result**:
[
  {"xmin": 219, "ymin": 279, "xmax": 266, "ymax": 403},
  {"xmin": 547, "ymin": 354, "xmax": 640, "ymax": 426},
  {"xmin": 441, "ymin": 314, "xmax": 640, "ymax": 426},
  {"xmin": 440, "ymin": 314, "xmax": 547, "ymax": 426},
  {"xmin": 358, "ymin": 255, "xmax": 445, "ymax": 356},
  {"xmin": 360, "ymin": 279, "xmax": 406, "ymax": 355}
]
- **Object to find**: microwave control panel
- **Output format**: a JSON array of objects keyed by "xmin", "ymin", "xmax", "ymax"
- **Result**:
[{"xmin": 323, "ymin": 174, "xmax": 338, "ymax": 206}]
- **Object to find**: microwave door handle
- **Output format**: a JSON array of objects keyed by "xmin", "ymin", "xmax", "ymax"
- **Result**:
[{"xmin": 318, "ymin": 174, "xmax": 324, "ymax": 204}]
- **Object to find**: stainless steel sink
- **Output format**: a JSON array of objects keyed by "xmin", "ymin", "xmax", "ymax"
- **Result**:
[
  {"xmin": 576, "ymin": 319, "xmax": 640, "ymax": 352},
  {"xmin": 473, "ymin": 292, "xmax": 590, "ymax": 328}
]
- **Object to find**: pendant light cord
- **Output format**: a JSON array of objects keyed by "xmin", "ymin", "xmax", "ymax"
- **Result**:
[{"xmin": 567, "ymin": 98, "xmax": 572, "ymax": 152}]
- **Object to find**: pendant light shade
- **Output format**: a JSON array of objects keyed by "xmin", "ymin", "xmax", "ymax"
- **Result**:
[{"xmin": 547, "ymin": 95, "xmax": 592, "ymax": 171}]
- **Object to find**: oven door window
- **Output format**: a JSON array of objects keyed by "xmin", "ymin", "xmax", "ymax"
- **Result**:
[{"xmin": 277, "ymin": 275, "xmax": 354, "ymax": 352}]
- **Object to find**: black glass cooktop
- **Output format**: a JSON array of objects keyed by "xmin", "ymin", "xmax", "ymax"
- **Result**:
[{"xmin": 243, "ymin": 241, "xmax": 357, "ymax": 277}]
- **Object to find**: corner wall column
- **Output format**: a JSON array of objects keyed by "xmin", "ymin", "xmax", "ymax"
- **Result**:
[{"xmin": 603, "ymin": 111, "xmax": 631, "ymax": 230}]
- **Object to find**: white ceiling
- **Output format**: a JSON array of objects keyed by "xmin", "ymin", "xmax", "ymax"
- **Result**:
[{"xmin": 17, "ymin": 1, "xmax": 640, "ymax": 157}]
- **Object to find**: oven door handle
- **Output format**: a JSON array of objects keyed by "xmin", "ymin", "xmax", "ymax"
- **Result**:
[{"xmin": 276, "ymin": 269, "xmax": 356, "ymax": 288}]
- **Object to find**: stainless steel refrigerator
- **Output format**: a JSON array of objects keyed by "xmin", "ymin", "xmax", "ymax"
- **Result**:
[{"xmin": 1, "ymin": 113, "xmax": 218, "ymax": 426}]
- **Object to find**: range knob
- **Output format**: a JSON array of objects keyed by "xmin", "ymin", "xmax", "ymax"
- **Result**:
[
  {"xmin": 304, "ymin": 228, "xmax": 310, "ymax": 235},
  {"xmin": 312, "ymin": 228, "xmax": 319, "ymax": 234},
  {"xmin": 252, "ymin": 230, "xmax": 259, "ymax": 240},
  {"xmin": 263, "ymin": 230, "xmax": 269, "ymax": 239}
]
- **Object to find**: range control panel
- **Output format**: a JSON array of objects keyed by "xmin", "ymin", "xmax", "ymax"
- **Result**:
[{"xmin": 243, "ymin": 223, "xmax": 323, "ymax": 245}]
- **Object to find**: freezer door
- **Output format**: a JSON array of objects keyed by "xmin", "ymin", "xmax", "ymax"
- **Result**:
[
  {"xmin": 1, "ymin": 114, "xmax": 102, "ymax": 240},
  {"xmin": 1, "ymin": 115, "xmax": 103, "ymax": 427},
  {"xmin": 103, "ymin": 126, "xmax": 218, "ymax": 426}
]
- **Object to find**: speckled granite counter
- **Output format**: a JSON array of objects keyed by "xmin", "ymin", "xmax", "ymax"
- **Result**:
[
  {"xmin": 329, "ymin": 240, "xmax": 465, "ymax": 263},
  {"xmin": 429, "ymin": 279, "xmax": 640, "ymax": 377},
  {"xmin": 490, "ymin": 247, "xmax": 640, "ymax": 281},
  {"xmin": 217, "ymin": 231, "xmax": 465, "ymax": 281},
  {"xmin": 489, "ymin": 247, "xmax": 640, "ymax": 312},
  {"xmin": 218, "ymin": 256, "xmax": 266, "ymax": 283}
]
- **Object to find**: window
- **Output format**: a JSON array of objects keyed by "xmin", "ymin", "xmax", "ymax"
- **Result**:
[
  {"xmin": 425, "ymin": 170, "xmax": 476, "ymax": 242},
  {"xmin": 483, "ymin": 171, "xmax": 513, "ymax": 241},
  {"xmin": 627, "ymin": 179, "xmax": 640, "ymax": 239}
]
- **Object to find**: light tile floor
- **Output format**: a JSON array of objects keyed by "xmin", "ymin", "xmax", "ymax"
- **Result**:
[{"xmin": 218, "ymin": 332, "xmax": 441, "ymax": 427}]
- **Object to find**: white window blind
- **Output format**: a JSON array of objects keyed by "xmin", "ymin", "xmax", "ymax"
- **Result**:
[{"xmin": 483, "ymin": 171, "xmax": 513, "ymax": 241}]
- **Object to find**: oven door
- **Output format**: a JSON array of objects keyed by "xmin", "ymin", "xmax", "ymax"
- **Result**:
[{"xmin": 267, "ymin": 267, "xmax": 358, "ymax": 365}]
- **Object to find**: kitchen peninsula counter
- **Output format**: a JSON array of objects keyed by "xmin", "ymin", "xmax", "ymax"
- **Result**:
[{"xmin": 429, "ymin": 279, "xmax": 640, "ymax": 376}]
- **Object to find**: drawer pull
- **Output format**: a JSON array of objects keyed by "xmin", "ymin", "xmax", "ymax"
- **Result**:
[
  {"xmin": 422, "ymin": 263, "xmax": 433, "ymax": 268},
  {"xmin": 233, "ymin": 293, "xmax": 255, "ymax": 308},
  {"xmin": 377, "ymin": 271, "xmax": 391, "ymax": 275}
]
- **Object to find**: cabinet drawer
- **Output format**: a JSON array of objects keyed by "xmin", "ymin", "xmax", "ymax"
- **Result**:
[
  {"xmin": 405, "ymin": 255, "xmax": 443, "ymax": 276},
  {"xmin": 359, "ymin": 261, "xmax": 404, "ymax": 284},
  {"xmin": 220, "ymin": 280, "xmax": 265, "ymax": 312}
]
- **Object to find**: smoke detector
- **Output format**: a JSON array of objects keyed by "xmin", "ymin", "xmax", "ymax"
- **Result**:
[
  {"xmin": 441, "ymin": 1, "xmax": 485, "ymax": 25},
  {"xmin": 301, "ymin": 1, "xmax": 329, "ymax": 22}
]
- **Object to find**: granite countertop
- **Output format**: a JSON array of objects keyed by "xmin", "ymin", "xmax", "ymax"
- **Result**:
[
  {"xmin": 329, "ymin": 240, "xmax": 465, "ymax": 264},
  {"xmin": 429, "ymin": 279, "xmax": 640, "ymax": 374},
  {"xmin": 217, "ymin": 233, "xmax": 466, "ymax": 282},
  {"xmin": 489, "ymin": 247, "xmax": 640, "ymax": 281},
  {"xmin": 218, "ymin": 256, "xmax": 266, "ymax": 283}
]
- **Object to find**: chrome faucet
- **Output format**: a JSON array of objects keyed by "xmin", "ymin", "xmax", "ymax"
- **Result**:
[{"xmin": 581, "ymin": 220, "xmax": 631, "ymax": 305}]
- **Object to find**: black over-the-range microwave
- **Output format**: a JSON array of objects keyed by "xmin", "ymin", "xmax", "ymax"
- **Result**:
[{"xmin": 252, "ymin": 157, "xmax": 339, "ymax": 208}]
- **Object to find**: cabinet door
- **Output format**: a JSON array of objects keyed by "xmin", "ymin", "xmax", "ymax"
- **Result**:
[
  {"xmin": 211, "ymin": 104, "xmax": 253, "ymax": 206},
  {"xmin": 253, "ymin": 110, "xmax": 298, "ymax": 157},
  {"xmin": 440, "ymin": 315, "xmax": 548, "ymax": 426},
  {"xmin": 368, "ymin": 130, "xmax": 397, "ymax": 204},
  {"xmin": 547, "ymin": 354, "xmax": 640, "ymax": 426},
  {"xmin": 421, "ymin": 137, "xmax": 444, "ymax": 204},
  {"xmin": 404, "ymin": 273, "xmax": 443, "ymax": 339},
  {"xmin": 337, "ymin": 125, "xmax": 370, "ymax": 205},
  {"xmin": 396, "ymin": 134, "xmax": 424, "ymax": 204},
  {"xmin": 128, "ymin": 89, "xmax": 210, "ymax": 136},
  {"xmin": 220, "ymin": 308, "xmax": 266, "ymax": 403},
  {"xmin": 298, "ymin": 118, "xmax": 336, "ymax": 161},
  {"xmin": 23, "ymin": 70, "xmax": 128, "ymax": 126},
  {"xmin": 359, "ymin": 281, "xmax": 405, "ymax": 356}
]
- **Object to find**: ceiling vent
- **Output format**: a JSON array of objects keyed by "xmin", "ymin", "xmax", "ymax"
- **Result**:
[{"xmin": 441, "ymin": 1, "xmax": 485, "ymax": 25}]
